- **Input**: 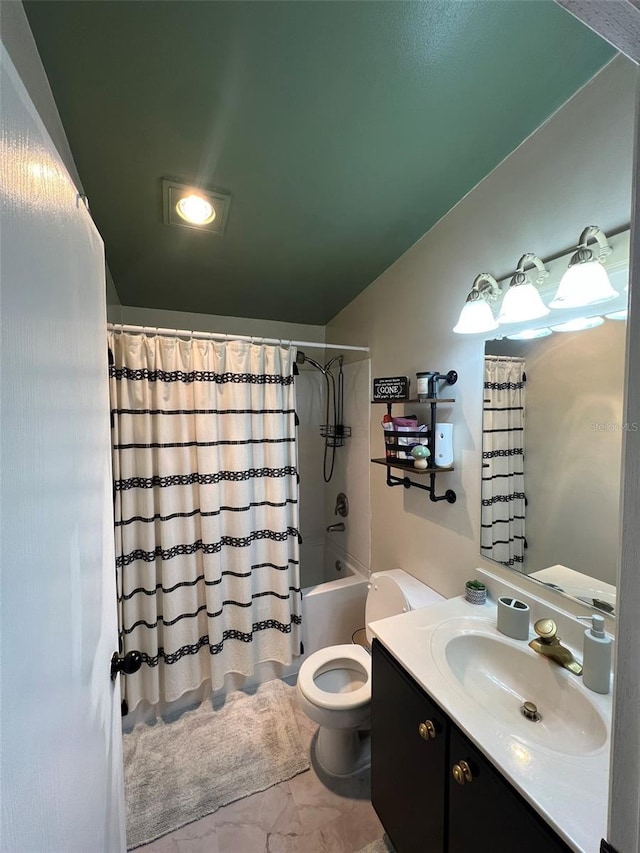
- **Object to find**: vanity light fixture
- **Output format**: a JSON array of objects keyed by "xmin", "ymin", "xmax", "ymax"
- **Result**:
[
  {"xmin": 550, "ymin": 316, "xmax": 604, "ymax": 333},
  {"xmin": 452, "ymin": 274, "xmax": 500, "ymax": 334},
  {"xmin": 506, "ymin": 327, "xmax": 552, "ymax": 341},
  {"xmin": 549, "ymin": 226, "xmax": 617, "ymax": 309},
  {"xmin": 161, "ymin": 178, "xmax": 231, "ymax": 234},
  {"xmin": 497, "ymin": 254, "xmax": 550, "ymax": 325},
  {"xmin": 605, "ymin": 309, "xmax": 627, "ymax": 321}
]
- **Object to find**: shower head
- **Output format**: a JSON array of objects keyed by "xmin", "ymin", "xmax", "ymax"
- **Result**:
[
  {"xmin": 325, "ymin": 355, "xmax": 344, "ymax": 371},
  {"xmin": 295, "ymin": 350, "xmax": 328, "ymax": 376}
]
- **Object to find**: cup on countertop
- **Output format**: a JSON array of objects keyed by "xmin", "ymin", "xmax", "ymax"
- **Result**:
[{"xmin": 497, "ymin": 596, "xmax": 530, "ymax": 640}]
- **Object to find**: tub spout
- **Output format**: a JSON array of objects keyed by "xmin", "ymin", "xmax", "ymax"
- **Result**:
[{"xmin": 326, "ymin": 522, "xmax": 345, "ymax": 533}]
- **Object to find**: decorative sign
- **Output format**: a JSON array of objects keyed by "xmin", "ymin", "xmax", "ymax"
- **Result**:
[{"xmin": 372, "ymin": 376, "xmax": 410, "ymax": 402}]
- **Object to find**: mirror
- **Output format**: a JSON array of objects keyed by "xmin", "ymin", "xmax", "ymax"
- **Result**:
[{"xmin": 480, "ymin": 275, "xmax": 629, "ymax": 617}]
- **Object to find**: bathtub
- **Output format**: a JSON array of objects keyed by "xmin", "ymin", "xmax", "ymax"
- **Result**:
[{"xmin": 302, "ymin": 541, "xmax": 370, "ymax": 657}]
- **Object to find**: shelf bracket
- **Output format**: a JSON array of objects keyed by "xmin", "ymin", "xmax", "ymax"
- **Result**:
[{"xmin": 385, "ymin": 467, "xmax": 456, "ymax": 504}]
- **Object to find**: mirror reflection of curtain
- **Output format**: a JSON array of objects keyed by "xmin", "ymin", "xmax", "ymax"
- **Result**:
[{"xmin": 481, "ymin": 357, "xmax": 526, "ymax": 568}]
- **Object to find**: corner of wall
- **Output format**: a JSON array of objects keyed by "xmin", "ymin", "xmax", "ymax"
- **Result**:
[
  {"xmin": 106, "ymin": 266, "xmax": 121, "ymax": 309},
  {"xmin": 1, "ymin": 2, "xmax": 84, "ymax": 193}
]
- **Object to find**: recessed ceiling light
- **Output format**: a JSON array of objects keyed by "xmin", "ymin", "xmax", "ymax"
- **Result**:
[
  {"xmin": 176, "ymin": 194, "xmax": 216, "ymax": 225},
  {"xmin": 550, "ymin": 316, "xmax": 604, "ymax": 333},
  {"xmin": 162, "ymin": 178, "xmax": 231, "ymax": 234}
]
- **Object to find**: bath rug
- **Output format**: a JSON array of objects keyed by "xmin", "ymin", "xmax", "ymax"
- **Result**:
[
  {"xmin": 355, "ymin": 837, "xmax": 396, "ymax": 853},
  {"xmin": 123, "ymin": 679, "xmax": 309, "ymax": 849}
]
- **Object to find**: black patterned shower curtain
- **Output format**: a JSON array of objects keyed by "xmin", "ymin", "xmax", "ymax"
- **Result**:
[{"xmin": 108, "ymin": 332, "xmax": 301, "ymax": 711}]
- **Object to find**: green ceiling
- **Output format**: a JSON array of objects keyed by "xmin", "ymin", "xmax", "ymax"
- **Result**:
[{"xmin": 24, "ymin": 0, "xmax": 614, "ymax": 324}]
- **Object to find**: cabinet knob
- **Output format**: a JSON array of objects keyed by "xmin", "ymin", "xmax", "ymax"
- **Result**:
[
  {"xmin": 452, "ymin": 760, "xmax": 473, "ymax": 785},
  {"xmin": 418, "ymin": 720, "xmax": 437, "ymax": 740}
]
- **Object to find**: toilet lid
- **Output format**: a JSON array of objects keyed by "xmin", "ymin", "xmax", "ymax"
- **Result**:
[
  {"xmin": 297, "ymin": 644, "xmax": 371, "ymax": 711},
  {"xmin": 365, "ymin": 575, "xmax": 409, "ymax": 643}
]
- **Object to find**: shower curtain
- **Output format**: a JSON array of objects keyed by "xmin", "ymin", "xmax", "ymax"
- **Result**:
[
  {"xmin": 108, "ymin": 332, "xmax": 301, "ymax": 710},
  {"xmin": 481, "ymin": 356, "xmax": 526, "ymax": 568}
]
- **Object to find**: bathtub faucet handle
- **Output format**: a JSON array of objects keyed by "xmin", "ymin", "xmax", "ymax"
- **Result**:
[
  {"xmin": 326, "ymin": 522, "xmax": 345, "ymax": 533},
  {"xmin": 334, "ymin": 493, "xmax": 349, "ymax": 517}
]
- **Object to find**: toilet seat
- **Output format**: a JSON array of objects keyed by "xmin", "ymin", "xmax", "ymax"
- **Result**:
[{"xmin": 297, "ymin": 644, "xmax": 371, "ymax": 711}]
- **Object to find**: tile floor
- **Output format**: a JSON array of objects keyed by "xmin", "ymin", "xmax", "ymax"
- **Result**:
[{"xmin": 135, "ymin": 683, "xmax": 384, "ymax": 853}]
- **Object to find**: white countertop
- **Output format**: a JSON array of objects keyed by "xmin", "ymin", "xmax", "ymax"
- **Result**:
[{"xmin": 369, "ymin": 595, "xmax": 612, "ymax": 853}]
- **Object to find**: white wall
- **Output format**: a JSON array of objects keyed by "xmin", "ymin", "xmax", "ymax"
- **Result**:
[
  {"xmin": 296, "ymin": 359, "xmax": 372, "ymax": 586},
  {"xmin": 0, "ymin": 1, "xmax": 83, "ymax": 191},
  {"xmin": 1, "ymin": 2, "xmax": 121, "ymax": 308},
  {"xmin": 296, "ymin": 367, "xmax": 328, "ymax": 585},
  {"xmin": 610, "ymin": 49, "xmax": 640, "ymax": 853},
  {"xmin": 108, "ymin": 303, "xmax": 325, "ymax": 345},
  {"xmin": 0, "ymin": 34, "xmax": 125, "ymax": 853},
  {"xmin": 323, "ymin": 359, "xmax": 371, "ymax": 571},
  {"xmin": 327, "ymin": 56, "xmax": 637, "ymax": 602}
]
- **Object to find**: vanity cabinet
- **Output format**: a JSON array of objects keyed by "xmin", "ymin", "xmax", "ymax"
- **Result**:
[
  {"xmin": 371, "ymin": 637, "xmax": 448, "ymax": 853},
  {"xmin": 447, "ymin": 726, "xmax": 570, "ymax": 853},
  {"xmin": 372, "ymin": 640, "xmax": 571, "ymax": 853}
]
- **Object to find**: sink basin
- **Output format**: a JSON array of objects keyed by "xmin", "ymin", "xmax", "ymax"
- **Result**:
[{"xmin": 431, "ymin": 621, "xmax": 608, "ymax": 755}]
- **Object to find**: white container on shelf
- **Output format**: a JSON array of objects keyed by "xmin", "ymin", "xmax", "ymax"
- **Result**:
[{"xmin": 435, "ymin": 423, "xmax": 453, "ymax": 467}]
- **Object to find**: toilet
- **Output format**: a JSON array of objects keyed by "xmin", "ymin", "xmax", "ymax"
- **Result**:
[{"xmin": 296, "ymin": 568, "xmax": 444, "ymax": 777}]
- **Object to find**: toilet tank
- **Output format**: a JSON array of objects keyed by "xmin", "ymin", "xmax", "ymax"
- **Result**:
[{"xmin": 365, "ymin": 569, "xmax": 444, "ymax": 644}]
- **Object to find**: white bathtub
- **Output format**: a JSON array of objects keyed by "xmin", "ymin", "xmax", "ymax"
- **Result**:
[{"xmin": 302, "ymin": 541, "xmax": 370, "ymax": 657}]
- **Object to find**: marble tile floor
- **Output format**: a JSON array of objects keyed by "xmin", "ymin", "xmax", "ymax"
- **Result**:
[{"xmin": 135, "ymin": 683, "xmax": 384, "ymax": 853}]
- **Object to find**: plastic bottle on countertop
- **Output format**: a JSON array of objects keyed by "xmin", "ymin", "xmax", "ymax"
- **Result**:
[{"xmin": 582, "ymin": 614, "xmax": 612, "ymax": 694}]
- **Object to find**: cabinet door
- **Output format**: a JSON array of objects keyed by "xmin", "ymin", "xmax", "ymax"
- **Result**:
[
  {"xmin": 448, "ymin": 727, "xmax": 571, "ymax": 853},
  {"xmin": 371, "ymin": 640, "xmax": 448, "ymax": 853}
]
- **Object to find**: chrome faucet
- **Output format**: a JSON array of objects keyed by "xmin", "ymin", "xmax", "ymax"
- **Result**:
[
  {"xmin": 326, "ymin": 522, "xmax": 345, "ymax": 533},
  {"xmin": 334, "ymin": 492, "xmax": 349, "ymax": 517},
  {"xmin": 528, "ymin": 618, "xmax": 583, "ymax": 675}
]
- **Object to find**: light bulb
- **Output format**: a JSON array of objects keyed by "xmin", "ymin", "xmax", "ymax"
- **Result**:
[
  {"xmin": 176, "ymin": 194, "xmax": 216, "ymax": 225},
  {"xmin": 453, "ymin": 299, "xmax": 498, "ymax": 334},
  {"xmin": 550, "ymin": 316, "xmax": 604, "ymax": 333},
  {"xmin": 507, "ymin": 327, "xmax": 552, "ymax": 340},
  {"xmin": 497, "ymin": 281, "xmax": 550, "ymax": 325},
  {"xmin": 604, "ymin": 310, "xmax": 627, "ymax": 321},
  {"xmin": 550, "ymin": 260, "xmax": 617, "ymax": 309}
]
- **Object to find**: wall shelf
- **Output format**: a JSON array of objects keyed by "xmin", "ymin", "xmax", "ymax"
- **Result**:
[
  {"xmin": 371, "ymin": 370, "xmax": 457, "ymax": 504},
  {"xmin": 371, "ymin": 397, "xmax": 456, "ymax": 407},
  {"xmin": 371, "ymin": 459, "xmax": 454, "ymax": 476}
]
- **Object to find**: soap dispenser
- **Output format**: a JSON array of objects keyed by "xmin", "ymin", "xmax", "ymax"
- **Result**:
[{"xmin": 582, "ymin": 614, "xmax": 612, "ymax": 694}]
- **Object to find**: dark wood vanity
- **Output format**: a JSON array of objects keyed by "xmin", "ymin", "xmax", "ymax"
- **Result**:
[{"xmin": 371, "ymin": 640, "xmax": 572, "ymax": 853}]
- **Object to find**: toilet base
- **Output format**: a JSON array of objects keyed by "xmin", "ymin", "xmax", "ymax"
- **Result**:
[{"xmin": 315, "ymin": 726, "xmax": 371, "ymax": 777}]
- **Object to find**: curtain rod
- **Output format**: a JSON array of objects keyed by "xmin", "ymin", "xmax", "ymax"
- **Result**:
[
  {"xmin": 484, "ymin": 354, "xmax": 526, "ymax": 362},
  {"xmin": 106, "ymin": 323, "xmax": 370, "ymax": 353}
]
